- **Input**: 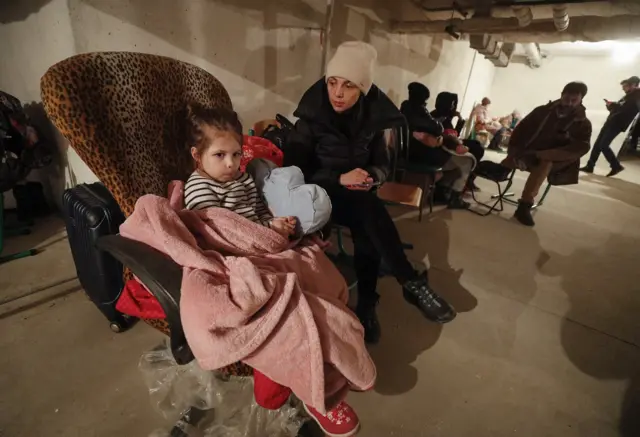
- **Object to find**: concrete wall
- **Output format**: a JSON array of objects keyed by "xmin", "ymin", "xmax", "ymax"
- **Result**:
[
  {"xmin": 0, "ymin": 0, "xmax": 492, "ymax": 209},
  {"xmin": 489, "ymin": 53, "xmax": 640, "ymax": 158}
]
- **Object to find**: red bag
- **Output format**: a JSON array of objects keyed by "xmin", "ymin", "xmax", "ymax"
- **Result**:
[{"xmin": 240, "ymin": 135, "xmax": 283, "ymax": 171}]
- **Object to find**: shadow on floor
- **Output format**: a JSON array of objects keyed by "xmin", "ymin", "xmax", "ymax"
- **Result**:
[
  {"xmin": 2, "ymin": 213, "xmax": 67, "ymax": 255},
  {"xmin": 365, "ymin": 208, "xmax": 479, "ymax": 396},
  {"xmin": 419, "ymin": 210, "xmax": 478, "ymax": 313},
  {"xmin": 580, "ymin": 173, "xmax": 640, "ymax": 209},
  {"xmin": 537, "ymin": 234, "xmax": 640, "ymax": 437}
]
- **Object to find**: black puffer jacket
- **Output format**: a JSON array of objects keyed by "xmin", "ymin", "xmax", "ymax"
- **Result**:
[
  {"xmin": 431, "ymin": 92, "xmax": 465, "ymax": 134},
  {"xmin": 400, "ymin": 99, "xmax": 450, "ymax": 168},
  {"xmin": 283, "ymin": 78, "xmax": 405, "ymax": 188}
]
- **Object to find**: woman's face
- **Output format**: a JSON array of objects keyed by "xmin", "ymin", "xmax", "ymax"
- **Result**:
[{"xmin": 327, "ymin": 76, "xmax": 361, "ymax": 113}]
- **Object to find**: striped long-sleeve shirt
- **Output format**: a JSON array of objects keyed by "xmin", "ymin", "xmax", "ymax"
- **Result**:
[{"xmin": 184, "ymin": 171, "xmax": 273, "ymax": 225}]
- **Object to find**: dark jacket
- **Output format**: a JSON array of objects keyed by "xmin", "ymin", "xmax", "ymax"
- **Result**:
[
  {"xmin": 430, "ymin": 92, "xmax": 465, "ymax": 134},
  {"xmin": 504, "ymin": 100, "xmax": 592, "ymax": 186},
  {"xmin": 283, "ymin": 78, "xmax": 405, "ymax": 188},
  {"xmin": 606, "ymin": 88, "xmax": 640, "ymax": 132},
  {"xmin": 399, "ymin": 99, "xmax": 450, "ymax": 168}
]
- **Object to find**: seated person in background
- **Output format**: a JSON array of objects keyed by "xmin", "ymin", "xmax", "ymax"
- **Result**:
[
  {"xmin": 431, "ymin": 91, "xmax": 485, "ymax": 167},
  {"xmin": 401, "ymin": 82, "xmax": 475, "ymax": 209},
  {"xmin": 472, "ymin": 97, "xmax": 502, "ymax": 135},
  {"xmin": 486, "ymin": 109, "xmax": 522, "ymax": 151},
  {"xmin": 502, "ymin": 81, "xmax": 591, "ymax": 227}
]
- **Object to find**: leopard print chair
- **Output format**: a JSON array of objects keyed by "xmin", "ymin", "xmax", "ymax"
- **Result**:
[{"xmin": 41, "ymin": 52, "xmax": 252, "ymax": 377}]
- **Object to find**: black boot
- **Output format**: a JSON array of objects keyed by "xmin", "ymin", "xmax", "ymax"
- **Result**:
[
  {"xmin": 447, "ymin": 191, "xmax": 470, "ymax": 210},
  {"xmin": 606, "ymin": 165, "xmax": 625, "ymax": 177},
  {"xmin": 579, "ymin": 165, "xmax": 594, "ymax": 174},
  {"xmin": 356, "ymin": 299, "xmax": 381, "ymax": 345},
  {"xmin": 402, "ymin": 272, "xmax": 456, "ymax": 323},
  {"xmin": 514, "ymin": 201, "xmax": 535, "ymax": 226},
  {"xmin": 432, "ymin": 185, "xmax": 451, "ymax": 205}
]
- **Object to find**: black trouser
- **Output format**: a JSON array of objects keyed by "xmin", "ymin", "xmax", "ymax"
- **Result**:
[
  {"xmin": 487, "ymin": 127, "xmax": 506, "ymax": 149},
  {"xmin": 328, "ymin": 187, "xmax": 417, "ymax": 305},
  {"xmin": 587, "ymin": 124, "xmax": 623, "ymax": 169},
  {"xmin": 463, "ymin": 139, "xmax": 485, "ymax": 162}
]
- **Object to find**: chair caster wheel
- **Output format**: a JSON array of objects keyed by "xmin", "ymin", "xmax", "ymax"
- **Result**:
[{"xmin": 109, "ymin": 322, "xmax": 123, "ymax": 333}]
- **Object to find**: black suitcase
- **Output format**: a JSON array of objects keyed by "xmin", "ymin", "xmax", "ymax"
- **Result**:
[{"xmin": 62, "ymin": 182, "xmax": 130, "ymax": 332}]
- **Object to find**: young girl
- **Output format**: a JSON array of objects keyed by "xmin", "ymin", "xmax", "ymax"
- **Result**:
[
  {"xmin": 184, "ymin": 103, "xmax": 296, "ymax": 237},
  {"xmin": 184, "ymin": 103, "xmax": 362, "ymax": 437}
]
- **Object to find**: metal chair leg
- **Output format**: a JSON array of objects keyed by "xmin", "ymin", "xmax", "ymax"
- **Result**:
[
  {"xmin": 0, "ymin": 196, "xmax": 38, "ymax": 264},
  {"xmin": 469, "ymin": 171, "xmax": 515, "ymax": 216},
  {"xmin": 532, "ymin": 183, "xmax": 552, "ymax": 210},
  {"xmin": 418, "ymin": 174, "xmax": 429, "ymax": 222}
]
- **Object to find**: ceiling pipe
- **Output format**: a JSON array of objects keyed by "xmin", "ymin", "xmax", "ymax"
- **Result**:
[
  {"xmin": 522, "ymin": 43, "xmax": 542, "ymax": 68},
  {"xmin": 389, "ymin": 15, "xmax": 640, "ymax": 43},
  {"xmin": 410, "ymin": 0, "xmax": 603, "ymax": 13},
  {"xmin": 320, "ymin": 0, "xmax": 335, "ymax": 75},
  {"xmin": 553, "ymin": 4, "xmax": 570, "ymax": 31},
  {"xmin": 512, "ymin": 6, "xmax": 533, "ymax": 27}
]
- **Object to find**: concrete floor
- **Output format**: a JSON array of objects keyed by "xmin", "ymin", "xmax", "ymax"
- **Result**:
[{"xmin": 1, "ymin": 152, "xmax": 639, "ymax": 437}]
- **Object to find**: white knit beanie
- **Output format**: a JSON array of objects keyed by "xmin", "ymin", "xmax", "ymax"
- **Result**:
[{"xmin": 326, "ymin": 41, "xmax": 378, "ymax": 95}]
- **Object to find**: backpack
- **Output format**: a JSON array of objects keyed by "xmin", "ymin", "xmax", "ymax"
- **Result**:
[
  {"xmin": 0, "ymin": 91, "xmax": 53, "ymax": 193},
  {"xmin": 261, "ymin": 114, "xmax": 294, "ymax": 150}
]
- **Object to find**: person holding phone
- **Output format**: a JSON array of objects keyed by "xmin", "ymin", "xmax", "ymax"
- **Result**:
[
  {"xmin": 284, "ymin": 42, "xmax": 456, "ymax": 345},
  {"xmin": 580, "ymin": 76, "xmax": 640, "ymax": 177}
]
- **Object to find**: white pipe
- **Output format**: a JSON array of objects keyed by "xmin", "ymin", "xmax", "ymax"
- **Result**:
[
  {"xmin": 522, "ymin": 43, "xmax": 542, "ymax": 68},
  {"xmin": 320, "ymin": 0, "xmax": 335, "ymax": 76},
  {"xmin": 553, "ymin": 4, "xmax": 570, "ymax": 31},
  {"xmin": 390, "ymin": 15, "xmax": 639, "ymax": 43},
  {"xmin": 512, "ymin": 6, "xmax": 533, "ymax": 27}
]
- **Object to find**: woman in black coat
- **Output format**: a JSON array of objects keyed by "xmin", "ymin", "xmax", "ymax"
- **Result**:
[
  {"xmin": 400, "ymin": 82, "xmax": 475, "ymax": 208},
  {"xmin": 431, "ymin": 92, "xmax": 485, "ymax": 163},
  {"xmin": 283, "ymin": 42, "xmax": 456, "ymax": 344}
]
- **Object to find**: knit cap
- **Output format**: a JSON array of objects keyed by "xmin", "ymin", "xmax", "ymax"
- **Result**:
[{"xmin": 326, "ymin": 41, "xmax": 378, "ymax": 94}]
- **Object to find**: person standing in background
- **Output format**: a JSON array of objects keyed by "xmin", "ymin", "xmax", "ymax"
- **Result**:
[{"xmin": 580, "ymin": 76, "xmax": 640, "ymax": 177}]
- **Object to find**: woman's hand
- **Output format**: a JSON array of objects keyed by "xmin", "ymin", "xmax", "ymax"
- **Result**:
[
  {"xmin": 340, "ymin": 168, "xmax": 370, "ymax": 187},
  {"xmin": 455, "ymin": 144, "xmax": 469, "ymax": 155},
  {"xmin": 413, "ymin": 132, "xmax": 442, "ymax": 147},
  {"xmin": 270, "ymin": 216, "xmax": 297, "ymax": 237}
]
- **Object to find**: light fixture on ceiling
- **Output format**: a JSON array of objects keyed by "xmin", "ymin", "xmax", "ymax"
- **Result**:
[{"xmin": 610, "ymin": 41, "xmax": 640, "ymax": 65}]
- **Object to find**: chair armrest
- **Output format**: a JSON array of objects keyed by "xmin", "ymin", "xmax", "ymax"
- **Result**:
[{"xmin": 96, "ymin": 234, "xmax": 194, "ymax": 365}]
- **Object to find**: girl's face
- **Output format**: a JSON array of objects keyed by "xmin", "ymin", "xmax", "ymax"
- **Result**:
[
  {"xmin": 191, "ymin": 126, "xmax": 242, "ymax": 182},
  {"xmin": 327, "ymin": 76, "xmax": 361, "ymax": 113}
]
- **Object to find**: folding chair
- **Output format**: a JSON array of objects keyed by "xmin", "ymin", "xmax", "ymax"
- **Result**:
[{"xmin": 470, "ymin": 162, "xmax": 551, "ymax": 216}]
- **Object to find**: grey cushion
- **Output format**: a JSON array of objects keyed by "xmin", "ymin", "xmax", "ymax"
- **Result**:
[{"xmin": 246, "ymin": 158, "xmax": 332, "ymax": 235}]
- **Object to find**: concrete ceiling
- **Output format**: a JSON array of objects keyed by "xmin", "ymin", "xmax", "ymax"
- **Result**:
[
  {"xmin": 539, "ymin": 39, "xmax": 640, "ymax": 56},
  {"xmin": 386, "ymin": 0, "xmax": 640, "ymax": 43}
]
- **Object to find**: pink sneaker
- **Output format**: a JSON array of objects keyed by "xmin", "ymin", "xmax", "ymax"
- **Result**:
[{"xmin": 303, "ymin": 401, "xmax": 360, "ymax": 437}]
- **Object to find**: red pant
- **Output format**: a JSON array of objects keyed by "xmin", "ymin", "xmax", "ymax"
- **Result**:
[{"xmin": 253, "ymin": 369, "xmax": 292, "ymax": 410}]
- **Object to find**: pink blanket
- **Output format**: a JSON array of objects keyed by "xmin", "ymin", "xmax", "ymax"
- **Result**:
[{"xmin": 119, "ymin": 182, "xmax": 376, "ymax": 413}]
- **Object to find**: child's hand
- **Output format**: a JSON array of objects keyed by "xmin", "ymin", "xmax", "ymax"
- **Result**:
[{"xmin": 270, "ymin": 216, "xmax": 297, "ymax": 237}]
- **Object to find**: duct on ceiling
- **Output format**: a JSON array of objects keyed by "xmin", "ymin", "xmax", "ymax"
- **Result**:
[
  {"xmin": 521, "ymin": 43, "xmax": 542, "ymax": 67},
  {"xmin": 552, "ymin": 4, "xmax": 570, "ymax": 30},
  {"xmin": 390, "ymin": 14, "xmax": 640, "ymax": 43},
  {"xmin": 512, "ymin": 6, "xmax": 533, "ymax": 27}
]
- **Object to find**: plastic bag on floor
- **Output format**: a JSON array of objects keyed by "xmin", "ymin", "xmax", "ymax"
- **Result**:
[{"xmin": 140, "ymin": 341, "xmax": 303, "ymax": 437}]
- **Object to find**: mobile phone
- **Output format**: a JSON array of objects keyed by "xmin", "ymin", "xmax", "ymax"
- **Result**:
[{"xmin": 356, "ymin": 181, "xmax": 382, "ymax": 187}]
